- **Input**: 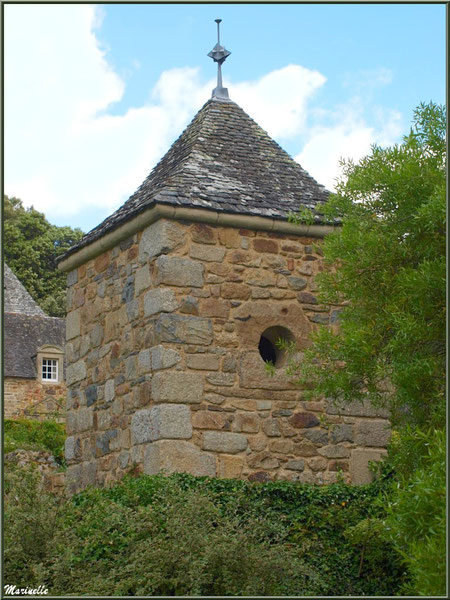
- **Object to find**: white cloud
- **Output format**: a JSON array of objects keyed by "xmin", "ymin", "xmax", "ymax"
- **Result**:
[
  {"xmin": 231, "ymin": 64, "xmax": 326, "ymax": 139},
  {"xmin": 4, "ymin": 4, "xmax": 402, "ymax": 229},
  {"xmin": 295, "ymin": 102, "xmax": 403, "ymax": 192}
]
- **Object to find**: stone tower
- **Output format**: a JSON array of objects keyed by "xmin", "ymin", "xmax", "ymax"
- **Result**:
[{"xmin": 58, "ymin": 53, "xmax": 390, "ymax": 494}]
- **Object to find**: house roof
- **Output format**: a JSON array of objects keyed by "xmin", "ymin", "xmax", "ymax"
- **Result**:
[
  {"xmin": 61, "ymin": 97, "xmax": 330, "ymax": 260},
  {"xmin": 4, "ymin": 313, "xmax": 65, "ymax": 378},
  {"xmin": 3, "ymin": 263, "xmax": 65, "ymax": 378},
  {"xmin": 4, "ymin": 263, "xmax": 46, "ymax": 316}
]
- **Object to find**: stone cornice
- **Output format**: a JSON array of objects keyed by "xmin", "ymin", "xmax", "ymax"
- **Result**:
[{"xmin": 58, "ymin": 204, "xmax": 336, "ymax": 273}]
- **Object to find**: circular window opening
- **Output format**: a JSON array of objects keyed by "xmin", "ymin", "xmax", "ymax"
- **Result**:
[{"xmin": 258, "ymin": 326, "xmax": 294, "ymax": 369}]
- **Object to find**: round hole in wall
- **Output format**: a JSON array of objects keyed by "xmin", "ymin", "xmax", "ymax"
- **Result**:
[{"xmin": 258, "ymin": 325, "xmax": 295, "ymax": 369}]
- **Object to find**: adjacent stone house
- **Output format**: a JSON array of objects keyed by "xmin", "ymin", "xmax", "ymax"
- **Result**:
[
  {"xmin": 4, "ymin": 264, "xmax": 66, "ymax": 421},
  {"xmin": 58, "ymin": 94, "xmax": 391, "ymax": 494}
]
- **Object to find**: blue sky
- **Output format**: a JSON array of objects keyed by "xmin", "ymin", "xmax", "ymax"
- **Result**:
[{"xmin": 4, "ymin": 2, "xmax": 446, "ymax": 233}]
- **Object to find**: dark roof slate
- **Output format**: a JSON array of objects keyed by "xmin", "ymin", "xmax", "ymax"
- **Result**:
[
  {"xmin": 4, "ymin": 312, "xmax": 65, "ymax": 378},
  {"xmin": 62, "ymin": 97, "xmax": 330, "ymax": 259},
  {"xmin": 4, "ymin": 264, "xmax": 46, "ymax": 316}
]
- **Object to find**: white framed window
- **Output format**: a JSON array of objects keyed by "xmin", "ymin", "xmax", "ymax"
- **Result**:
[{"xmin": 42, "ymin": 358, "xmax": 58, "ymax": 382}]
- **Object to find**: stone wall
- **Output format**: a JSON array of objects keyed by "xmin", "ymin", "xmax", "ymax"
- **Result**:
[
  {"xmin": 4, "ymin": 377, "xmax": 66, "ymax": 422},
  {"xmin": 64, "ymin": 218, "xmax": 390, "ymax": 494}
]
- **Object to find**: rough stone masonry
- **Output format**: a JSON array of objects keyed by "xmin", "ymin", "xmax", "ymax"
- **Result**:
[{"xmin": 63, "ymin": 218, "xmax": 391, "ymax": 494}]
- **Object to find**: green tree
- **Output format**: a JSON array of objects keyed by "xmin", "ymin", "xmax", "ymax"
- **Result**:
[
  {"xmin": 287, "ymin": 102, "xmax": 446, "ymax": 596},
  {"xmin": 290, "ymin": 102, "xmax": 445, "ymax": 429},
  {"xmin": 3, "ymin": 196, "xmax": 84, "ymax": 317}
]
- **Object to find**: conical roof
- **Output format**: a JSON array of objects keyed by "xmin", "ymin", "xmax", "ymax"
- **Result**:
[
  {"xmin": 3, "ymin": 263, "xmax": 46, "ymax": 316},
  {"xmin": 65, "ymin": 98, "xmax": 329, "ymax": 257}
]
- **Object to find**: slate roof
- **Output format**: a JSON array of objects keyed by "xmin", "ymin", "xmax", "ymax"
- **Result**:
[
  {"xmin": 4, "ymin": 263, "xmax": 46, "ymax": 316},
  {"xmin": 4, "ymin": 313, "xmax": 65, "ymax": 378},
  {"xmin": 62, "ymin": 97, "xmax": 330, "ymax": 260},
  {"xmin": 3, "ymin": 264, "xmax": 65, "ymax": 378}
]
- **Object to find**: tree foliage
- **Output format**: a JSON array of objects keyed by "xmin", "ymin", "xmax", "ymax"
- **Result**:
[
  {"xmin": 3, "ymin": 196, "xmax": 84, "ymax": 316},
  {"xmin": 291, "ymin": 102, "xmax": 446, "ymax": 429}
]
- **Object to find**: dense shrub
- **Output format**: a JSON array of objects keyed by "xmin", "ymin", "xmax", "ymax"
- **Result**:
[
  {"xmin": 4, "ymin": 469, "xmax": 408, "ymax": 596},
  {"xmin": 4, "ymin": 419, "xmax": 66, "ymax": 464},
  {"xmin": 382, "ymin": 428, "xmax": 446, "ymax": 596}
]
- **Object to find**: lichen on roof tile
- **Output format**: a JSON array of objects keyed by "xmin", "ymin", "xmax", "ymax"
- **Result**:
[{"xmin": 61, "ymin": 98, "xmax": 330, "ymax": 260}]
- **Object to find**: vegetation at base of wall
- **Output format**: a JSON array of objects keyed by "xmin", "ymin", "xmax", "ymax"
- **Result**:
[
  {"xmin": 381, "ymin": 428, "xmax": 446, "ymax": 597},
  {"xmin": 4, "ymin": 469, "xmax": 408, "ymax": 597},
  {"xmin": 4, "ymin": 419, "xmax": 66, "ymax": 464},
  {"xmin": 3, "ymin": 195, "xmax": 84, "ymax": 317}
]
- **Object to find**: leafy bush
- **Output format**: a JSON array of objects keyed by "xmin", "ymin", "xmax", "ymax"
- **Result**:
[
  {"xmin": 4, "ymin": 466, "xmax": 64, "ymax": 587},
  {"xmin": 4, "ymin": 419, "xmax": 66, "ymax": 464},
  {"xmin": 382, "ymin": 428, "xmax": 446, "ymax": 596},
  {"xmin": 3, "ymin": 469, "xmax": 408, "ymax": 596}
]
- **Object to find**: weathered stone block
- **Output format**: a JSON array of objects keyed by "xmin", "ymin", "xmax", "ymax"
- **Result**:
[
  {"xmin": 179, "ymin": 296, "xmax": 199, "ymax": 315},
  {"xmin": 350, "ymin": 448, "xmax": 387, "ymax": 485},
  {"xmin": 202, "ymin": 431, "xmax": 247, "ymax": 454},
  {"xmin": 233, "ymin": 412, "xmax": 260, "ymax": 433},
  {"xmin": 318, "ymin": 445, "xmax": 350, "ymax": 458},
  {"xmin": 134, "ymin": 265, "xmax": 151, "ymax": 295},
  {"xmin": 245, "ymin": 269, "xmax": 277, "ymax": 287},
  {"xmin": 308, "ymin": 314, "xmax": 329, "ymax": 324},
  {"xmin": 138, "ymin": 349, "xmax": 151, "ymax": 374},
  {"xmin": 139, "ymin": 219, "xmax": 185, "ymax": 262},
  {"xmin": 85, "ymin": 385, "xmax": 98, "ymax": 407},
  {"xmin": 66, "ymin": 461, "xmax": 97, "ymax": 495},
  {"xmin": 152, "ymin": 372, "xmax": 203, "ymax": 404},
  {"xmin": 221, "ymin": 283, "xmax": 251, "ymax": 299},
  {"xmin": 105, "ymin": 379, "xmax": 115, "ymax": 403},
  {"xmin": 205, "ymin": 372, "xmax": 235, "ymax": 386},
  {"xmin": 67, "ymin": 269, "xmax": 78, "ymax": 287},
  {"xmin": 150, "ymin": 345, "xmax": 181, "ymax": 370},
  {"xmin": 354, "ymin": 420, "xmax": 391, "ymax": 447},
  {"xmin": 269, "ymin": 439, "xmax": 293, "ymax": 454},
  {"xmin": 218, "ymin": 228, "xmax": 241, "ymax": 248},
  {"xmin": 289, "ymin": 412, "xmax": 320, "ymax": 428},
  {"xmin": 326, "ymin": 399, "xmax": 390, "ymax": 419},
  {"xmin": 144, "ymin": 440, "xmax": 216, "ymax": 477},
  {"xmin": 285, "ymin": 459, "xmax": 305, "ymax": 472},
  {"xmin": 302, "ymin": 428, "xmax": 328, "ymax": 445},
  {"xmin": 186, "ymin": 354, "xmax": 220, "ymax": 371},
  {"xmin": 131, "ymin": 404, "xmax": 192, "ymax": 444},
  {"xmin": 96, "ymin": 429, "xmax": 118, "ymax": 455},
  {"xmin": 262, "ymin": 418, "xmax": 281, "ymax": 437},
  {"xmin": 155, "ymin": 255, "xmax": 203, "ymax": 288},
  {"xmin": 252, "ymin": 238, "xmax": 278, "ymax": 253},
  {"xmin": 65, "ymin": 436, "xmax": 81, "ymax": 462},
  {"xmin": 191, "ymin": 223, "xmax": 217, "ymax": 244},
  {"xmin": 66, "ymin": 360, "xmax": 86, "ymax": 385},
  {"xmin": 239, "ymin": 352, "xmax": 294, "ymax": 391},
  {"xmin": 248, "ymin": 451, "xmax": 279, "ymax": 469},
  {"xmin": 144, "ymin": 288, "xmax": 178, "ymax": 316},
  {"xmin": 66, "ymin": 309, "xmax": 81, "ymax": 340},
  {"xmin": 90, "ymin": 324, "xmax": 104, "ymax": 348},
  {"xmin": 287, "ymin": 276, "xmax": 307, "ymax": 291},
  {"xmin": 154, "ymin": 314, "xmax": 213, "ymax": 345},
  {"xmin": 293, "ymin": 440, "xmax": 318, "ymax": 457},
  {"xmin": 308, "ymin": 456, "xmax": 327, "ymax": 472},
  {"xmin": 200, "ymin": 298, "xmax": 230, "ymax": 318},
  {"xmin": 192, "ymin": 410, "xmax": 228, "ymax": 430},
  {"xmin": 330, "ymin": 424, "xmax": 354, "ymax": 444},
  {"xmin": 190, "ymin": 243, "xmax": 226, "ymax": 262},
  {"xmin": 131, "ymin": 409, "xmax": 158, "ymax": 444},
  {"xmin": 217, "ymin": 455, "xmax": 243, "ymax": 479}
]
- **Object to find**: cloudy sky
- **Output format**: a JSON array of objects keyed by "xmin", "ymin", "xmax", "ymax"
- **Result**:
[{"xmin": 4, "ymin": 2, "xmax": 445, "ymax": 233}]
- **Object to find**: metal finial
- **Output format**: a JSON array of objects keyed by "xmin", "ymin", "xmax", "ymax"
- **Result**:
[{"xmin": 207, "ymin": 18, "xmax": 231, "ymax": 100}]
